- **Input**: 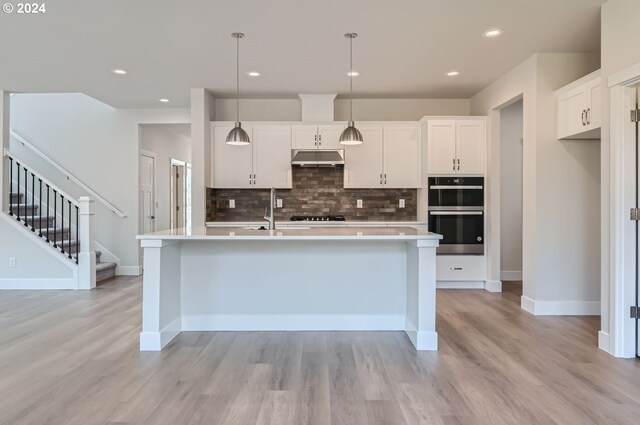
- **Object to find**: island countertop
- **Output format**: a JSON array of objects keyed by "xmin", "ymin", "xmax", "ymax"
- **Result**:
[{"xmin": 137, "ymin": 225, "xmax": 441, "ymax": 241}]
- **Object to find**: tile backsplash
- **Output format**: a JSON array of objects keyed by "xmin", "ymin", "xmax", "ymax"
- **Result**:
[{"xmin": 207, "ymin": 167, "xmax": 417, "ymax": 222}]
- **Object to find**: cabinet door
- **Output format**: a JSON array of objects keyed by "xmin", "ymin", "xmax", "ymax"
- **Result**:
[
  {"xmin": 252, "ymin": 126, "xmax": 293, "ymax": 189},
  {"xmin": 292, "ymin": 125, "xmax": 318, "ymax": 150},
  {"xmin": 557, "ymin": 85, "xmax": 588, "ymax": 139},
  {"xmin": 456, "ymin": 121, "xmax": 486, "ymax": 175},
  {"xmin": 343, "ymin": 126, "xmax": 384, "ymax": 188},
  {"xmin": 427, "ymin": 121, "xmax": 457, "ymax": 175},
  {"xmin": 318, "ymin": 125, "xmax": 345, "ymax": 150},
  {"xmin": 586, "ymin": 78, "xmax": 601, "ymax": 130},
  {"xmin": 211, "ymin": 125, "xmax": 253, "ymax": 188},
  {"xmin": 383, "ymin": 124, "xmax": 421, "ymax": 188}
]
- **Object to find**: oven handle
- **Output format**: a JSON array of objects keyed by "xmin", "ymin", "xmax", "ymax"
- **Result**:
[
  {"xmin": 429, "ymin": 211, "xmax": 484, "ymax": 215},
  {"xmin": 429, "ymin": 185, "xmax": 483, "ymax": 190}
]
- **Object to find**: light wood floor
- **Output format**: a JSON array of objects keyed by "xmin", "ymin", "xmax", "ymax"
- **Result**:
[{"xmin": 0, "ymin": 278, "xmax": 639, "ymax": 425}]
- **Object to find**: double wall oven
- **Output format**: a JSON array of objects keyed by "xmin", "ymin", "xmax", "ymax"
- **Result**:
[{"xmin": 428, "ymin": 176, "xmax": 484, "ymax": 255}]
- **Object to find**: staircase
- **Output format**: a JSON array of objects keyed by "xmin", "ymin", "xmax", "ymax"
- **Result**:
[{"xmin": 6, "ymin": 153, "xmax": 117, "ymax": 286}]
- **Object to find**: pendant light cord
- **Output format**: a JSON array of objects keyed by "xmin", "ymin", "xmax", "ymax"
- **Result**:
[
  {"xmin": 349, "ymin": 35, "xmax": 353, "ymax": 122},
  {"xmin": 236, "ymin": 35, "xmax": 240, "ymax": 123}
]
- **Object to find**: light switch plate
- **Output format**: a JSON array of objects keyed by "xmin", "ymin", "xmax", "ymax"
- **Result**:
[
  {"xmin": 276, "ymin": 199, "xmax": 283, "ymax": 208},
  {"xmin": 357, "ymin": 199, "xmax": 363, "ymax": 208},
  {"xmin": 399, "ymin": 199, "xmax": 405, "ymax": 208},
  {"xmin": 229, "ymin": 199, "xmax": 235, "ymax": 208}
]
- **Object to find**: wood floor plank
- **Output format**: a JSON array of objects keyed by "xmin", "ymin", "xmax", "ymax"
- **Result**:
[{"xmin": 0, "ymin": 279, "xmax": 639, "ymax": 425}]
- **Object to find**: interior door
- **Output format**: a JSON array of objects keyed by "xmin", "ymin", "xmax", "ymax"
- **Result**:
[
  {"xmin": 140, "ymin": 153, "xmax": 155, "ymax": 234},
  {"xmin": 427, "ymin": 121, "xmax": 457, "ymax": 175},
  {"xmin": 343, "ymin": 126, "xmax": 383, "ymax": 188},
  {"xmin": 211, "ymin": 125, "xmax": 253, "ymax": 188}
]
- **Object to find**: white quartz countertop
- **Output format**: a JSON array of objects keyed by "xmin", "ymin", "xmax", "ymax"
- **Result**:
[
  {"xmin": 206, "ymin": 221, "xmax": 427, "ymax": 227},
  {"xmin": 137, "ymin": 225, "xmax": 441, "ymax": 241}
]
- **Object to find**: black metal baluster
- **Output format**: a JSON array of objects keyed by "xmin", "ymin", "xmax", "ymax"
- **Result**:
[
  {"xmin": 8, "ymin": 157, "xmax": 13, "ymax": 216},
  {"xmin": 31, "ymin": 173, "xmax": 35, "ymax": 232},
  {"xmin": 60, "ymin": 194, "xmax": 65, "ymax": 254},
  {"xmin": 23, "ymin": 167, "xmax": 27, "ymax": 227},
  {"xmin": 52, "ymin": 189, "xmax": 57, "ymax": 248},
  {"xmin": 16, "ymin": 162, "xmax": 20, "ymax": 222},
  {"xmin": 38, "ymin": 179, "xmax": 42, "ymax": 237},
  {"xmin": 68, "ymin": 200, "xmax": 72, "ymax": 259},
  {"xmin": 45, "ymin": 185, "xmax": 50, "ymax": 243},
  {"xmin": 75, "ymin": 206, "xmax": 79, "ymax": 264}
]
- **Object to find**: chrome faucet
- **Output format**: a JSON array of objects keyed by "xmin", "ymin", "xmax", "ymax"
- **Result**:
[{"xmin": 264, "ymin": 187, "xmax": 276, "ymax": 230}]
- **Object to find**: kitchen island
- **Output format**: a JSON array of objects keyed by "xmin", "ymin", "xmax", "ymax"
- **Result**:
[{"xmin": 137, "ymin": 226, "xmax": 441, "ymax": 351}]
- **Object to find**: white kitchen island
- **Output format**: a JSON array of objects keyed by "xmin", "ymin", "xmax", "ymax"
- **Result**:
[{"xmin": 136, "ymin": 226, "xmax": 441, "ymax": 352}]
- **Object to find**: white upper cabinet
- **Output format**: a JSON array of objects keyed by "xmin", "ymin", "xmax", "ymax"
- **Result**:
[
  {"xmin": 344, "ymin": 123, "xmax": 421, "ymax": 188},
  {"xmin": 556, "ymin": 69, "xmax": 601, "ymax": 140},
  {"xmin": 383, "ymin": 124, "xmax": 422, "ymax": 188},
  {"xmin": 343, "ymin": 126, "xmax": 384, "ymax": 188},
  {"xmin": 211, "ymin": 124, "xmax": 292, "ymax": 189},
  {"xmin": 292, "ymin": 124, "xmax": 345, "ymax": 150},
  {"xmin": 426, "ymin": 119, "xmax": 486, "ymax": 176}
]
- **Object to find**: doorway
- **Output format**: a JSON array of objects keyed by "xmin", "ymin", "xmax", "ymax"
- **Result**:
[
  {"xmin": 499, "ymin": 100, "xmax": 524, "ymax": 295},
  {"xmin": 140, "ymin": 151, "xmax": 156, "ymax": 235},
  {"xmin": 170, "ymin": 159, "xmax": 188, "ymax": 230}
]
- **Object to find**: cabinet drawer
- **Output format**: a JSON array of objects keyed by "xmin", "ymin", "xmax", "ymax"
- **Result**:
[{"xmin": 436, "ymin": 255, "xmax": 486, "ymax": 281}]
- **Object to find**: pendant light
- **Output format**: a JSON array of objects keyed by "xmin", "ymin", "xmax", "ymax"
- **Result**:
[
  {"xmin": 339, "ymin": 32, "xmax": 363, "ymax": 145},
  {"xmin": 226, "ymin": 32, "xmax": 250, "ymax": 145}
]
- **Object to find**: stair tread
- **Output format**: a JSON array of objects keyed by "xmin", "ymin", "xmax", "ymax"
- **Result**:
[{"xmin": 96, "ymin": 262, "xmax": 117, "ymax": 271}]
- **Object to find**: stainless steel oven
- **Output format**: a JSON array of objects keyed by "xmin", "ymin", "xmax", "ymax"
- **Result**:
[{"xmin": 428, "ymin": 176, "xmax": 484, "ymax": 255}]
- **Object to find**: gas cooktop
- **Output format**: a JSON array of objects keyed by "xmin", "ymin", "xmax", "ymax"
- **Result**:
[{"xmin": 289, "ymin": 215, "xmax": 346, "ymax": 222}]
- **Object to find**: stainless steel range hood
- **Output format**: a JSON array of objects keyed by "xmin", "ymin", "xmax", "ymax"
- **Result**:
[{"xmin": 291, "ymin": 150, "xmax": 345, "ymax": 167}]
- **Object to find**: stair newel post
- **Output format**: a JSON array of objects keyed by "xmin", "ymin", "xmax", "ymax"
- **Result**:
[{"xmin": 78, "ymin": 196, "xmax": 96, "ymax": 290}]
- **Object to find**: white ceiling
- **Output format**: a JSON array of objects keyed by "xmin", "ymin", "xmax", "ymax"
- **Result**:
[{"xmin": 0, "ymin": 0, "xmax": 605, "ymax": 108}]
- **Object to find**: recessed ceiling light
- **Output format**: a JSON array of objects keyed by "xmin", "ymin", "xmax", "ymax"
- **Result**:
[
  {"xmin": 347, "ymin": 71, "xmax": 359, "ymax": 77},
  {"xmin": 447, "ymin": 71, "xmax": 460, "ymax": 77},
  {"xmin": 112, "ymin": 69, "xmax": 127, "ymax": 75},
  {"xmin": 247, "ymin": 71, "xmax": 260, "ymax": 77},
  {"xmin": 483, "ymin": 29, "xmax": 503, "ymax": 38},
  {"xmin": 159, "ymin": 98, "xmax": 170, "ymax": 103}
]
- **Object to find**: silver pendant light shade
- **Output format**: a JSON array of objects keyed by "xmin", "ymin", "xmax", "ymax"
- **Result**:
[
  {"xmin": 340, "ymin": 33, "xmax": 363, "ymax": 145},
  {"xmin": 226, "ymin": 32, "xmax": 250, "ymax": 146}
]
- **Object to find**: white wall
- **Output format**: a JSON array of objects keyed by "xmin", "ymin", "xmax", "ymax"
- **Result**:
[
  {"xmin": 471, "ymin": 53, "xmax": 601, "ymax": 313},
  {"xmin": 140, "ymin": 124, "xmax": 191, "ymax": 232},
  {"xmin": 214, "ymin": 98, "xmax": 470, "ymax": 121},
  {"xmin": 600, "ymin": 0, "xmax": 640, "ymax": 344},
  {"xmin": 500, "ymin": 100, "xmax": 523, "ymax": 281},
  {"xmin": 9, "ymin": 93, "xmax": 189, "ymax": 273}
]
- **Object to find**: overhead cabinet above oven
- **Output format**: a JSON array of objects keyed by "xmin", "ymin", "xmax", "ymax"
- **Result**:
[{"xmin": 425, "ymin": 118, "xmax": 486, "ymax": 176}]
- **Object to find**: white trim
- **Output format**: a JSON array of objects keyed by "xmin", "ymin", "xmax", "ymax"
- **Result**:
[
  {"xmin": 608, "ymin": 61, "xmax": 640, "ymax": 88},
  {"xmin": 93, "ymin": 241, "xmax": 120, "ymax": 265},
  {"xmin": 181, "ymin": 314, "xmax": 405, "ymax": 331},
  {"xmin": 139, "ymin": 316, "xmax": 182, "ymax": 351},
  {"xmin": 484, "ymin": 280, "xmax": 503, "ymax": 293},
  {"xmin": 404, "ymin": 318, "xmax": 438, "ymax": 350},
  {"xmin": 117, "ymin": 266, "xmax": 142, "ymax": 276},
  {"xmin": 598, "ymin": 331, "xmax": 611, "ymax": 353},
  {"xmin": 9, "ymin": 130, "xmax": 127, "ymax": 217},
  {"xmin": 500, "ymin": 270, "xmax": 522, "ymax": 281},
  {"xmin": 436, "ymin": 281, "xmax": 484, "ymax": 289},
  {"xmin": 521, "ymin": 296, "xmax": 599, "ymax": 316},
  {"xmin": 0, "ymin": 278, "xmax": 77, "ymax": 290}
]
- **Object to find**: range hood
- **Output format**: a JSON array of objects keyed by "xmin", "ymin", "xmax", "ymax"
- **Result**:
[{"xmin": 291, "ymin": 149, "xmax": 345, "ymax": 167}]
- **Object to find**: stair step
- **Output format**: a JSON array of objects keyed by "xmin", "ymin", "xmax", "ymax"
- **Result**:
[
  {"xmin": 10, "ymin": 204, "xmax": 40, "ymax": 215},
  {"xmin": 21, "ymin": 215, "xmax": 56, "ymax": 227},
  {"xmin": 95, "ymin": 250, "xmax": 102, "ymax": 263},
  {"xmin": 9, "ymin": 193, "xmax": 24, "ymax": 203},
  {"xmin": 96, "ymin": 262, "xmax": 117, "ymax": 283},
  {"xmin": 40, "ymin": 227, "xmax": 71, "ymax": 240}
]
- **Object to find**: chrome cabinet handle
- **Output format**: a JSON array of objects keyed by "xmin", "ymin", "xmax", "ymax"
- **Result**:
[
  {"xmin": 450, "ymin": 267, "xmax": 462, "ymax": 270},
  {"xmin": 587, "ymin": 108, "xmax": 590, "ymax": 125},
  {"xmin": 379, "ymin": 173, "xmax": 383, "ymax": 185},
  {"xmin": 457, "ymin": 158, "xmax": 460, "ymax": 171},
  {"xmin": 452, "ymin": 158, "xmax": 455, "ymax": 171},
  {"xmin": 384, "ymin": 173, "xmax": 387, "ymax": 184},
  {"xmin": 582, "ymin": 110, "xmax": 586, "ymax": 126},
  {"xmin": 249, "ymin": 173, "xmax": 252, "ymax": 185}
]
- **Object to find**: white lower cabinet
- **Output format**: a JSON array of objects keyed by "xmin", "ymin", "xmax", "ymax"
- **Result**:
[
  {"xmin": 436, "ymin": 255, "xmax": 486, "ymax": 282},
  {"xmin": 211, "ymin": 124, "xmax": 292, "ymax": 189}
]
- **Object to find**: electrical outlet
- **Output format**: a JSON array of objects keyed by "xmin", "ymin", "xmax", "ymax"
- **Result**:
[
  {"xmin": 276, "ymin": 199, "xmax": 283, "ymax": 208},
  {"xmin": 399, "ymin": 199, "xmax": 405, "ymax": 208},
  {"xmin": 8, "ymin": 257, "xmax": 16, "ymax": 268},
  {"xmin": 229, "ymin": 199, "xmax": 235, "ymax": 208},
  {"xmin": 357, "ymin": 199, "xmax": 363, "ymax": 208}
]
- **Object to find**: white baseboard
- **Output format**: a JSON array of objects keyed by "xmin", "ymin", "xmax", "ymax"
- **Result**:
[
  {"xmin": 436, "ymin": 281, "xmax": 484, "ymax": 289},
  {"xmin": 0, "ymin": 278, "xmax": 77, "ymax": 290},
  {"xmin": 404, "ymin": 318, "xmax": 438, "ymax": 350},
  {"xmin": 484, "ymin": 280, "xmax": 502, "ymax": 293},
  {"xmin": 181, "ymin": 314, "xmax": 405, "ymax": 331},
  {"xmin": 500, "ymin": 271, "xmax": 522, "ymax": 281},
  {"xmin": 521, "ymin": 296, "xmax": 600, "ymax": 316},
  {"xmin": 117, "ymin": 266, "xmax": 142, "ymax": 276},
  {"xmin": 139, "ymin": 316, "xmax": 182, "ymax": 351},
  {"xmin": 598, "ymin": 331, "xmax": 611, "ymax": 354}
]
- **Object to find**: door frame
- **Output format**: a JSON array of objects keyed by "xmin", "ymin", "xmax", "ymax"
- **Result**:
[
  {"xmin": 139, "ymin": 149, "xmax": 157, "ymax": 267},
  {"xmin": 170, "ymin": 158, "xmax": 186, "ymax": 230},
  {"xmin": 607, "ymin": 62, "xmax": 640, "ymax": 358}
]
